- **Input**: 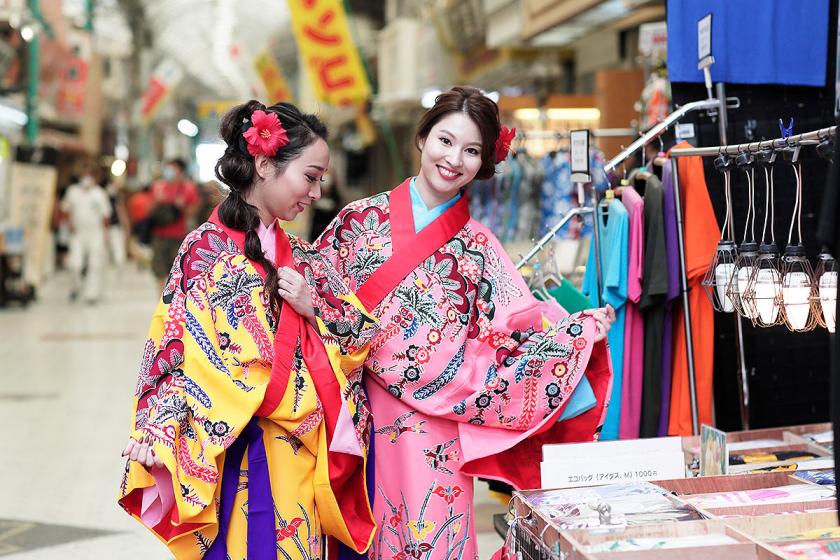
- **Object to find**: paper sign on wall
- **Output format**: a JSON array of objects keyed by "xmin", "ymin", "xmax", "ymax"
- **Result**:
[
  {"xmin": 697, "ymin": 13, "xmax": 713, "ymax": 69},
  {"xmin": 541, "ymin": 437, "xmax": 686, "ymax": 489},
  {"xmin": 570, "ymin": 128, "xmax": 590, "ymax": 183}
]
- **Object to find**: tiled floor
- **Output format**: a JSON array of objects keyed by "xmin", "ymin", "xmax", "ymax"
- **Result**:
[{"xmin": 0, "ymin": 265, "xmax": 506, "ymax": 558}]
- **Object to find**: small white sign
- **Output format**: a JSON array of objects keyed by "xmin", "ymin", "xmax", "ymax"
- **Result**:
[
  {"xmin": 697, "ymin": 13, "xmax": 713, "ymax": 68},
  {"xmin": 541, "ymin": 437, "xmax": 686, "ymax": 489},
  {"xmin": 676, "ymin": 123, "xmax": 696, "ymax": 139},
  {"xmin": 570, "ymin": 129, "xmax": 590, "ymax": 183}
]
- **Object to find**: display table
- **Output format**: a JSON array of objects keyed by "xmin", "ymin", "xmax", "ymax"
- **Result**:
[{"xmin": 503, "ymin": 423, "xmax": 836, "ymax": 559}]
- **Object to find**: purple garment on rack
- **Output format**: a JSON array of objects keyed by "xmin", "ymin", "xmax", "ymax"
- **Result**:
[{"xmin": 659, "ymin": 160, "xmax": 680, "ymax": 436}]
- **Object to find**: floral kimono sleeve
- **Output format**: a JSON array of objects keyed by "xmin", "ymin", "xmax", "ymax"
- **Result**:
[
  {"xmin": 119, "ymin": 254, "xmax": 273, "ymax": 544},
  {"xmin": 452, "ymin": 231, "xmax": 613, "ymax": 488},
  {"xmin": 291, "ymin": 236, "xmax": 377, "ymax": 378}
]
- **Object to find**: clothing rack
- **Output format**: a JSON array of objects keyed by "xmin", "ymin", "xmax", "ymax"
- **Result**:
[
  {"xmin": 517, "ymin": 96, "xmax": 739, "ymax": 270},
  {"xmin": 669, "ymin": 124, "xmax": 837, "ymax": 434},
  {"xmin": 516, "ymin": 90, "xmax": 740, "ymax": 437},
  {"xmin": 517, "ymin": 128, "xmax": 638, "ymax": 139}
]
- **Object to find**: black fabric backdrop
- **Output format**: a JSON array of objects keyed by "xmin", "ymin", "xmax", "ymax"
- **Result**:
[{"xmin": 668, "ymin": 0, "xmax": 837, "ymax": 430}]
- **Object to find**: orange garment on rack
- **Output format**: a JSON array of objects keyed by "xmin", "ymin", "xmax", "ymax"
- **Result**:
[{"xmin": 668, "ymin": 142, "xmax": 720, "ymax": 436}]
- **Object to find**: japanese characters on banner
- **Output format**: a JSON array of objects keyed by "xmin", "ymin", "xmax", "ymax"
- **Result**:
[
  {"xmin": 140, "ymin": 59, "xmax": 183, "ymax": 122},
  {"xmin": 56, "ymin": 30, "xmax": 92, "ymax": 119},
  {"xmin": 254, "ymin": 49, "xmax": 293, "ymax": 104},
  {"xmin": 287, "ymin": 0, "xmax": 371, "ymax": 106}
]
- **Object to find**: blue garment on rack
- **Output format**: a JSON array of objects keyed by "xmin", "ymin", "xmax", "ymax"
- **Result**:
[
  {"xmin": 409, "ymin": 177, "xmax": 461, "ymax": 233},
  {"xmin": 667, "ymin": 0, "xmax": 828, "ymax": 86},
  {"xmin": 582, "ymin": 200, "xmax": 629, "ymax": 441}
]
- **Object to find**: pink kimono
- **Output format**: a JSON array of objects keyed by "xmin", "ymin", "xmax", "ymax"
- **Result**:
[{"xmin": 317, "ymin": 179, "xmax": 612, "ymax": 560}]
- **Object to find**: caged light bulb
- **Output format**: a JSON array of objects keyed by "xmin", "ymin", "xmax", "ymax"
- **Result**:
[
  {"xmin": 715, "ymin": 262, "xmax": 736, "ymax": 312},
  {"xmin": 754, "ymin": 266, "xmax": 782, "ymax": 324},
  {"xmin": 737, "ymin": 264, "xmax": 758, "ymax": 319},
  {"xmin": 780, "ymin": 244, "xmax": 816, "ymax": 332},
  {"xmin": 783, "ymin": 270, "xmax": 812, "ymax": 330},
  {"xmin": 748, "ymin": 243, "xmax": 783, "ymax": 327},
  {"xmin": 817, "ymin": 252, "xmax": 839, "ymax": 333},
  {"xmin": 729, "ymin": 242, "xmax": 759, "ymax": 319},
  {"xmin": 820, "ymin": 270, "xmax": 837, "ymax": 333}
]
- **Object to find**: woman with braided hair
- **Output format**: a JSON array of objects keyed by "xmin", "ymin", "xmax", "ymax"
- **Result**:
[{"xmin": 119, "ymin": 100, "xmax": 378, "ymax": 559}]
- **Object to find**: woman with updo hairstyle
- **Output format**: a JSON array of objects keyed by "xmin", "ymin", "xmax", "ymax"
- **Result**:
[
  {"xmin": 119, "ymin": 100, "xmax": 379, "ymax": 559},
  {"xmin": 317, "ymin": 86, "xmax": 615, "ymax": 559}
]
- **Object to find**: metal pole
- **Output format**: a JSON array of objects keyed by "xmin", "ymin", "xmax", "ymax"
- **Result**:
[
  {"xmin": 716, "ymin": 83, "xmax": 729, "ymax": 144},
  {"xmin": 670, "ymin": 156, "xmax": 701, "ymax": 435},
  {"xmin": 588, "ymin": 184, "xmax": 604, "ymax": 308},
  {"xmin": 717, "ymin": 81, "xmax": 751, "ymax": 430},
  {"xmin": 669, "ymin": 126, "xmax": 837, "ymax": 158},
  {"xmin": 604, "ymin": 98, "xmax": 734, "ymax": 174},
  {"xmin": 515, "ymin": 207, "xmax": 592, "ymax": 269},
  {"xmin": 25, "ymin": 0, "xmax": 40, "ymax": 144}
]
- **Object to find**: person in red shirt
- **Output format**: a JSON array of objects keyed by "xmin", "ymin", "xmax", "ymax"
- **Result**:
[{"xmin": 149, "ymin": 158, "xmax": 199, "ymax": 290}]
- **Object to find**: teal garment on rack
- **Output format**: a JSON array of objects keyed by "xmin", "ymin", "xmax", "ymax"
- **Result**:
[
  {"xmin": 582, "ymin": 199, "xmax": 629, "ymax": 440},
  {"xmin": 409, "ymin": 177, "xmax": 461, "ymax": 233},
  {"xmin": 547, "ymin": 281, "xmax": 591, "ymax": 314}
]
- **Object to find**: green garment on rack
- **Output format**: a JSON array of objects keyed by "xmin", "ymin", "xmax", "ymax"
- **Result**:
[{"xmin": 533, "ymin": 279, "xmax": 592, "ymax": 314}]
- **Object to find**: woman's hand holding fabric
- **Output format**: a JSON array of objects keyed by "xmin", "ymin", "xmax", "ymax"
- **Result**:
[
  {"xmin": 122, "ymin": 437, "xmax": 164, "ymax": 468},
  {"xmin": 583, "ymin": 304, "xmax": 616, "ymax": 343},
  {"xmin": 277, "ymin": 266, "xmax": 315, "ymax": 320}
]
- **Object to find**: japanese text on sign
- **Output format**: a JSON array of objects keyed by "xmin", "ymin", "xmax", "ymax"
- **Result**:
[
  {"xmin": 287, "ymin": 0, "xmax": 371, "ymax": 105},
  {"xmin": 570, "ymin": 129, "xmax": 590, "ymax": 183}
]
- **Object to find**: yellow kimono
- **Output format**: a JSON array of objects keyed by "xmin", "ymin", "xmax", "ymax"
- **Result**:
[{"xmin": 118, "ymin": 210, "xmax": 377, "ymax": 559}]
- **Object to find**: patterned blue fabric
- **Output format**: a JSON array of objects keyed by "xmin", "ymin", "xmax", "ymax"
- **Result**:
[{"xmin": 539, "ymin": 151, "xmax": 609, "ymax": 239}]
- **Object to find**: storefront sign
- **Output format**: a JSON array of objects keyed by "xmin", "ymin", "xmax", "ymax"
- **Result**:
[
  {"xmin": 541, "ymin": 437, "xmax": 686, "ymax": 489},
  {"xmin": 7, "ymin": 163, "xmax": 56, "ymax": 286},
  {"xmin": 254, "ymin": 49, "xmax": 293, "ymax": 104},
  {"xmin": 287, "ymin": 0, "xmax": 371, "ymax": 106},
  {"xmin": 140, "ymin": 59, "xmax": 183, "ymax": 122},
  {"xmin": 638, "ymin": 21, "xmax": 667, "ymax": 59}
]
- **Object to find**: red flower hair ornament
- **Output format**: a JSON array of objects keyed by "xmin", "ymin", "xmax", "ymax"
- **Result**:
[
  {"xmin": 242, "ymin": 110, "xmax": 290, "ymax": 157},
  {"xmin": 494, "ymin": 126, "xmax": 516, "ymax": 164}
]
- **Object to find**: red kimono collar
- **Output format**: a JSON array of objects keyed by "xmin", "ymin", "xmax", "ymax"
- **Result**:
[{"xmin": 208, "ymin": 207, "xmax": 292, "ymax": 277}]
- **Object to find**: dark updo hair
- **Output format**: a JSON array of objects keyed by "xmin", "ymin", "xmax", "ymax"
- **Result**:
[
  {"xmin": 415, "ymin": 86, "xmax": 501, "ymax": 181},
  {"xmin": 215, "ymin": 99, "xmax": 328, "ymax": 320}
]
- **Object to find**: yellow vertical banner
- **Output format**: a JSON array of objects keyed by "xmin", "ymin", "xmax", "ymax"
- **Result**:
[
  {"xmin": 254, "ymin": 50, "xmax": 293, "ymax": 104},
  {"xmin": 287, "ymin": 0, "xmax": 371, "ymax": 106}
]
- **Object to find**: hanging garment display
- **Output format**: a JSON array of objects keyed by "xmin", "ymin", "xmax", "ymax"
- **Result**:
[
  {"xmin": 659, "ymin": 160, "xmax": 682, "ymax": 436},
  {"xmin": 639, "ymin": 174, "xmax": 669, "ymax": 438},
  {"xmin": 583, "ymin": 196, "xmax": 629, "ymax": 440},
  {"xmin": 669, "ymin": 142, "xmax": 720, "ymax": 436},
  {"xmin": 619, "ymin": 185, "xmax": 645, "ymax": 440}
]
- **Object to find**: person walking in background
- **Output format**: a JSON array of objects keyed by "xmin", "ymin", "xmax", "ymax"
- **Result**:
[
  {"xmin": 61, "ymin": 167, "xmax": 111, "ymax": 303},
  {"xmin": 149, "ymin": 158, "xmax": 199, "ymax": 291},
  {"xmin": 105, "ymin": 177, "xmax": 130, "ymax": 266},
  {"xmin": 196, "ymin": 179, "xmax": 226, "ymax": 224}
]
